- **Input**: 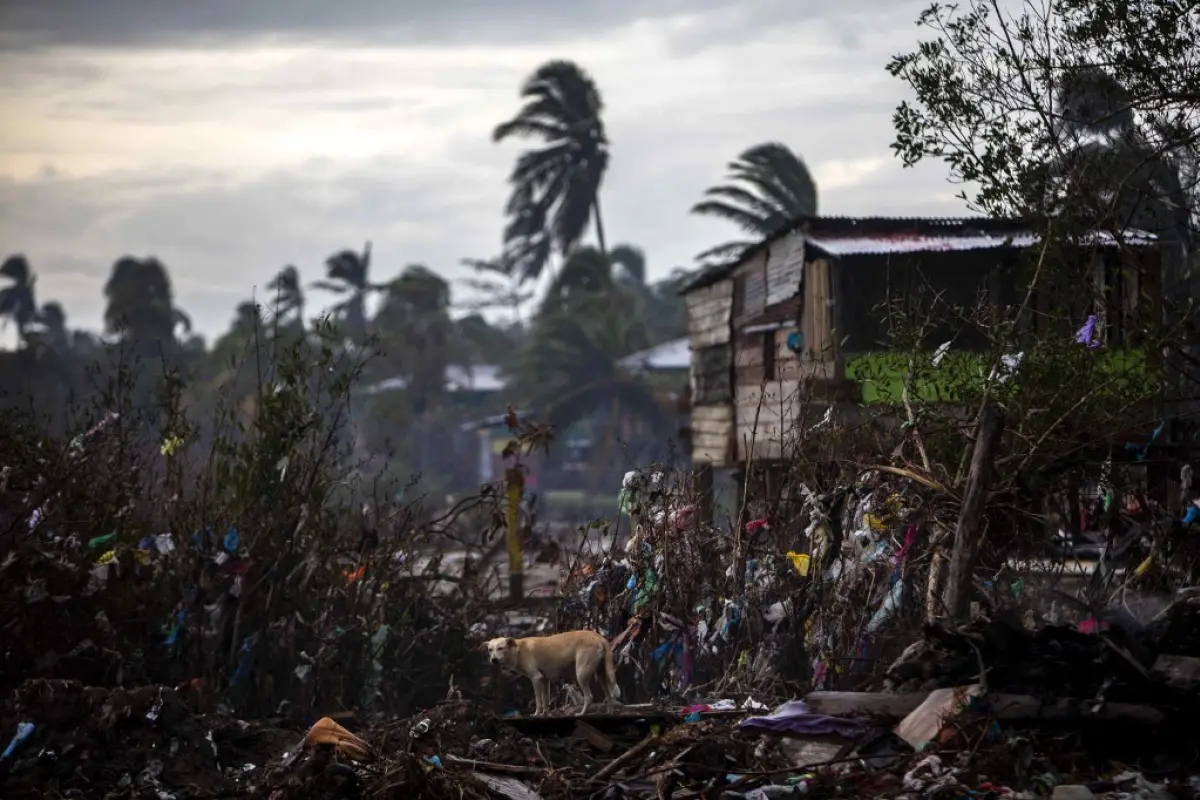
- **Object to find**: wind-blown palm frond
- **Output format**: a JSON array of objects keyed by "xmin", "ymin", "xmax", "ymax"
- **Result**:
[
  {"xmin": 0, "ymin": 254, "xmax": 37, "ymax": 341},
  {"xmin": 543, "ymin": 373, "xmax": 670, "ymax": 447},
  {"xmin": 1049, "ymin": 70, "xmax": 1193, "ymax": 279},
  {"xmin": 538, "ymin": 246, "xmax": 648, "ymax": 321},
  {"xmin": 501, "ymin": 190, "xmax": 555, "ymax": 283},
  {"xmin": 495, "ymin": 59, "xmax": 610, "ymax": 281},
  {"xmin": 513, "ymin": 295, "xmax": 648, "ymax": 402},
  {"xmin": 510, "ymin": 294, "xmax": 668, "ymax": 467},
  {"xmin": 691, "ymin": 142, "xmax": 819, "ymax": 266},
  {"xmin": 459, "ymin": 256, "xmax": 535, "ymax": 317},
  {"xmin": 1, "ymin": 254, "xmax": 31, "ymax": 284},
  {"xmin": 314, "ymin": 242, "xmax": 375, "ymax": 344},
  {"xmin": 541, "ymin": 247, "xmax": 615, "ymax": 312},
  {"xmin": 608, "ymin": 244, "xmax": 646, "ymax": 285},
  {"xmin": 694, "ymin": 241, "xmax": 756, "ymax": 264}
]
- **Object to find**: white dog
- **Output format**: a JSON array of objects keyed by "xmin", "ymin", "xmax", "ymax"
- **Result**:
[{"xmin": 484, "ymin": 631, "xmax": 621, "ymax": 716}]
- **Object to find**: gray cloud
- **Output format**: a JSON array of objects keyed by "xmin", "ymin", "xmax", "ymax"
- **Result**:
[
  {"xmin": 0, "ymin": 0, "xmax": 714, "ymax": 50},
  {"xmin": 0, "ymin": 0, "xmax": 901, "ymax": 51},
  {"xmin": 0, "ymin": 0, "xmax": 973, "ymax": 341}
]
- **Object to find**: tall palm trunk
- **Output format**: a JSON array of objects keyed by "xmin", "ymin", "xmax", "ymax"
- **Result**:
[{"xmin": 592, "ymin": 199, "xmax": 608, "ymax": 256}]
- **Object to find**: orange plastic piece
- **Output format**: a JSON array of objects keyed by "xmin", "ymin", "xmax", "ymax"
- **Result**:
[{"xmin": 305, "ymin": 717, "xmax": 373, "ymax": 761}]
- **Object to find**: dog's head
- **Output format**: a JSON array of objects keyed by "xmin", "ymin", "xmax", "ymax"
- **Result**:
[{"xmin": 483, "ymin": 637, "xmax": 517, "ymax": 666}]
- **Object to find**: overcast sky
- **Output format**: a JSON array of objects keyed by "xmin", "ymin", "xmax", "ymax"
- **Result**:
[{"xmin": 0, "ymin": 0, "xmax": 972, "ymax": 342}]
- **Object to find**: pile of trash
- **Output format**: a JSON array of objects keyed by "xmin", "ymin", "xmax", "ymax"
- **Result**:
[
  {"xmin": 6, "ymin": 592, "xmax": 1200, "ymax": 800},
  {"xmin": 885, "ymin": 589, "xmax": 1200, "ymax": 702},
  {"xmin": 0, "ymin": 679, "xmax": 297, "ymax": 799}
]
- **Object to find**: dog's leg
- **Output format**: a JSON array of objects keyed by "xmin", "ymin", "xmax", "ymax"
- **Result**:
[
  {"xmin": 564, "ymin": 684, "xmax": 586, "ymax": 713},
  {"xmin": 576, "ymin": 673, "xmax": 592, "ymax": 716},
  {"xmin": 532, "ymin": 675, "xmax": 547, "ymax": 716}
]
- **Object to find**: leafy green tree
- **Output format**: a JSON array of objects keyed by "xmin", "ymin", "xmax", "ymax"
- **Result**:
[
  {"xmin": 888, "ymin": 0, "xmax": 1197, "ymax": 286},
  {"xmin": 313, "ymin": 242, "xmax": 377, "ymax": 344},
  {"xmin": 0, "ymin": 255, "xmax": 37, "ymax": 346},
  {"xmin": 691, "ymin": 142, "xmax": 819, "ymax": 265},
  {"xmin": 495, "ymin": 60, "xmax": 610, "ymax": 281},
  {"xmin": 875, "ymin": 0, "xmax": 1194, "ymax": 509}
]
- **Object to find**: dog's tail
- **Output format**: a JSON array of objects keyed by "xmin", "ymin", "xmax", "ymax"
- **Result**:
[{"xmin": 604, "ymin": 643, "xmax": 621, "ymax": 699}]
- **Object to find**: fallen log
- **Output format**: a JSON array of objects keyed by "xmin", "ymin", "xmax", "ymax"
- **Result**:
[{"xmin": 804, "ymin": 691, "xmax": 1166, "ymax": 724}]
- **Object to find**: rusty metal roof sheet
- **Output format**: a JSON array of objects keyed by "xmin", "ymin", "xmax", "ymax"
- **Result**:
[{"xmin": 804, "ymin": 228, "xmax": 1156, "ymax": 257}]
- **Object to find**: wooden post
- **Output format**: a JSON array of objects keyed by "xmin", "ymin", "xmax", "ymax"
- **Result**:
[
  {"xmin": 731, "ymin": 467, "xmax": 745, "ymax": 517},
  {"xmin": 943, "ymin": 404, "xmax": 1005, "ymax": 622},
  {"xmin": 696, "ymin": 462, "xmax": 714, "ymax": 527},
  {"xmin": 504, "ymin": 465, "xmax": 525, "ymax": 601}
]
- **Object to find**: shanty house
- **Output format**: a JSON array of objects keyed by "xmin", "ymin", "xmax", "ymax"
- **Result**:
[{"xmin": 681, "ymin": 216, "xmax": 1160, "ymax": 474}]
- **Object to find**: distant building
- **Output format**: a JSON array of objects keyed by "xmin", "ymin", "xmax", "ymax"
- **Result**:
[
  {"xmin": 363, "ymin": 364, "xmax": 506, "ymax": 395},
  {"xmin": 618, "ymin": 337, "xmax": 690, "ymax": 373}
]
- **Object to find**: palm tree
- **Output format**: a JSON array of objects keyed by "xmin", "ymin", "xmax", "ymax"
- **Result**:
[
  {"xmin": 460, "ymin": 254, "xmax": 534, "ymax": 323},
  {"xmin": 0, "ymin": 255, "xmax": 37, "ymax": 346},
  {"xmin": 644, "ymin": 269, "xmax": 692, "ymax": 346},
  {"xmin": 369, "ymin": 265, "xmax": 455, "ymax": 412},
  {"xmin": 103, "ymin": 256, "xmax": 191, "ymax": 347},
  {"xmin": 541, "ymin": 246, "xmax": 619, "ymax": 313},
  {"xmin": 494, "ymin": 60, "xmax": 610, "ymax": 282},
  {"xmin": 609, "ymin": 244, "xmax": 647, "ymax": 285},
  {"xmin": 454, "ymin": 313, "xmax": 518, "ymax": 366},
  {"xmin": 211, "ymin": 300, "xmax": 263, "ymax": 354},
  {"xmin": 268, "ymin": 265, "xmax": 305, "ymax": 327},
  {"xmin": 511, "ymin": 293, "xmax": 670, "ymax": 484},
  {"xmin": 539, "ymin": 246, "xmax": 689, "ymax": 345},
  {"xmin": 499, "ymin": 187, "xmax": 555, "ymax": 284},
  {"xmin": 312, "ymin": 242, "xmax": 377, "ymax": 344},
  {"xmin": 691, "ymin": 142, "xmax": 819, "ymax": 264},
  {"xmin": 34, "ymin": 302, "xmax": 69, "ymax": 353}
]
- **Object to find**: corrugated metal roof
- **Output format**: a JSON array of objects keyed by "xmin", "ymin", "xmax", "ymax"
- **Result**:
[
  {"xmin": 682, "ymin": 216, "xmax": 1025, "ymax": 294},
  {"xmin": 681, "ymin": 214, "xmax": 1160, "ymax": 293},
  {"xmin": 806, "ymin": 232, "xmax": 1037, "ymax": 256},
  {"xmin": 805, "ymin": 228, "xmax": 1157, "ymax": 257},
  {"xmin": 364, "ymin": 363, "xmax": 507, "ymax": 395}
]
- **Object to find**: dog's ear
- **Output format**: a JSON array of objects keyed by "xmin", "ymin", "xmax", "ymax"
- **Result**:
[{"xmin": 505, "ymin": 637, "xmax": 516, "ymax": 648}]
